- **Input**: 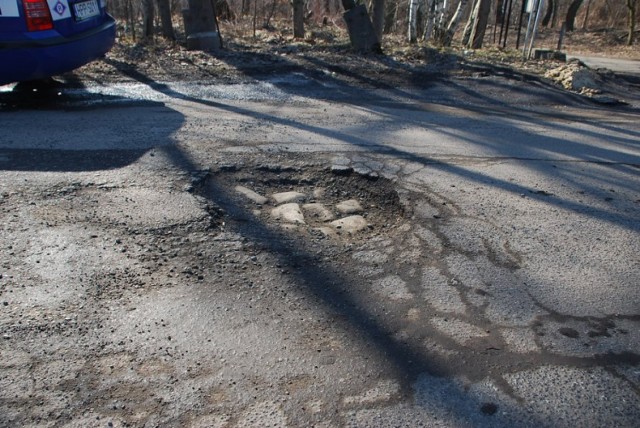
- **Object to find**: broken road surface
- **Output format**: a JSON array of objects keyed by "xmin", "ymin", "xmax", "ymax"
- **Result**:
[{"xmin": 1, "ymin": 72, "xmax": 639, "ymax": 427}]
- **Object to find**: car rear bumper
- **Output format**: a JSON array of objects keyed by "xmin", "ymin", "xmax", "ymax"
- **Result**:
[{"xmin": 0, "ymin": 16, "xmax": 116, "ymax": 85}]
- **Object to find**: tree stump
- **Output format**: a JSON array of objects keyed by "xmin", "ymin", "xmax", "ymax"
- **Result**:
[
  {"xmin": 343, "ymin": 5, "xmax": 381, "ymax": 53},
  {"xmin": 182, "ymin": 0, "xmax": 222, "ymax": 51}
]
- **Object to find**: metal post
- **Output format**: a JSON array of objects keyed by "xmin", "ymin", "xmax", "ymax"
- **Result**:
[
  {"xmin": 522, "ymin": 0, "xmax": 536, "ymax": 57},
  {"xmin": 557, "ymin": 22, "xmax": 566, "ymax": 50},
  {"xmin": 526, "ymin": 0, "xmax": 545, "ymax": 59}
]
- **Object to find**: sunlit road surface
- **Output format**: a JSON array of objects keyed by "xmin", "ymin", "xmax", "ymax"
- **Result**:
[{"xmin": 1, "ymin": 74, "xmax": 639, "ymax": 427}]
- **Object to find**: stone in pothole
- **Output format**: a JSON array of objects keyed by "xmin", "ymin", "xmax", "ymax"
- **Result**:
[
  {"xmin": 313, "ymin": 188, "xmax": 326, "ymax": 199},
  {"xmin": 331, "ymin": 156, "xmax": 351, "ymax": 167},
  {"xmin": 336, "ymin": 199, "xmax": 363, "ymax": 215},
  {"xmin": 271, "ymin": 191, "xmax": 306, "ymax": 205},
  {"xmin": 235, "ymin": 186, "xmax": 269, "ymax": 205},
  {"xmin": 331, "ymin": 215, "xmax": 369, "ymax": 233},
  {"xmin": 271, "ymin": 203, "xmax": 305, "ymax": 224},
  {"xmin": 302, "ymin": 203, "xmax": 335, "ymax": 222},
  {"xmin": 314, "ymin": 226, "xmax": 337, "ymax": 239}
]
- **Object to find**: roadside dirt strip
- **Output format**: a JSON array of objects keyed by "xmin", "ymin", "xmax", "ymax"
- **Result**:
[{"xmin": 1, "ymin": 77, "xmax": 639, "ymax": 427}]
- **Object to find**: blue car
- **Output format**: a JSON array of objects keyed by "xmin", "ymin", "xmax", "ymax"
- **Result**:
[{"xmin": 0, "ymin": 0, "xmax": 115, "ymax": 85}]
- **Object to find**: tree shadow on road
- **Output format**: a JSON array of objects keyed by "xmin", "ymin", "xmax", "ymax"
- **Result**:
[
  {"xmin": 15, "ymin": 59, "xmax": 636, "ymax": 423},
  {"xmin": 98, "ymin": 58, "xmax": 640, "ymax": 233},
  {"xmin": 0, "ymin": 79, "xmax": 183, "ymax": 172}
]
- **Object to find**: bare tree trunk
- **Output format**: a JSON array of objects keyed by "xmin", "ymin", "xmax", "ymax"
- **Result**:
[
  {"xmin": 293, "ymin": 0, "xmax": 305, "ymax": 38},
  {"xmin": 441, "ymin": 0, "xmax": 469, "ymax": 46},
  {"xmin": 408, "ymin": 0, "xmax": 420, "ymax": 42},
  {"xmin": 253, "ymin": 0, "xmax": 257, "ymax": 37},
  {"xmin": 466, "ymin": 0, "xmax": 491, "ymax": 48},
  {"xmin": 423, "ymin": 0, "xmax": 439, "ymax": 41},
  {"xmin": 627, "ymin": 0, "xmax": 636, "ymax": 45},
  {"xmin": 551, "ymin": 0, "xmax": 559, "ymax": 27},
  {"xmin": 564, "ymin": 0, "xmax": 583, "ymax": 32},
  {"xmin": 265, "ymin": 0, "xmax": 278, "ymax": 27},
  {"xmin": 141, "ymin": 0, "xmax": 155, "ymax": 39},
  {"xmin": 126, "ymin": 0, "xmax": 136, "ymax": 41},
  {"xmin": 461, "ymin": 0, "xmax": 476, "ymax": 46},
  {"xmin": 430, "ymin": 0, "xmax": 448, "ymax": 41},
  {"xmin": 371, "ymin": 0, "xmax": 385, "ymax": 42},
  {"xmin": 242, "ymin": 0, "xmax": 251, "ymax": 16},
  {"xmin": 157, "ymin": 0, "xmax": 175, "ymax": 40},
  {"xmin": 542, "ymin": 0, "xmax": 554, "ymax": 27},
  {"xmin": 384, "ymin": 0, "xmax": 398, "ymax": 33}
]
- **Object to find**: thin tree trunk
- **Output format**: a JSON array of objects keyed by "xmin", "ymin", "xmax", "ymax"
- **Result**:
[
  {"xmin": 431, "ymin": 0, "xmax": 448, "ymax": 41},
  {"xmin": 627, "ymin": 0, "xmax": 636, "ymax": 45},
  {"xmin": 565, "ymin": 0, "xmax": 583, "ymax": 32},
  {"xmin": 441, "ymin": 0, "xmax": 468, "ymax": 45},
  {"xmin": 126, "ymin": 0, "xmax": 136, "ymax": 41},
  {"xmin": 552, "ymin": 0, "xmax": 559, "ymax": 27},
  {"xmin": 253, "ymin": 0, "xmax": 257, "ymax": 37},
  {"xmin": 423, "ymin": 0, "xmax": 434, "ymax": 40},
  {"xmin": 501, "ymin": 0, "xmax": 513, "ymax": 47},
  {"xmin": 582, "ymin": 0, "xmax": 591, "ymax": 29},
  {"xmin": 156, "ymin": 0, "xmax": 175, "ymax": 40},
  {"xmin": 461, "ymin": 0, "xmax": 477, "ymax": 46},
  {"xmin": 542, "ymin": 0, "xmax": 554, "ymax": 27},
  {"xmin": 423, "ymin": 0, "xmax": 439, "ymax": 41},
  {"xmin": 384, "ymin": 0, "xmax": 398, "ymax": 33},
  {"xmin": 293, "ymin": 0, "xmax": 305, "ymax": 38},
  {"xmin": 371, "ymin": 0, "xmax": 385, "ymax": 42},
  {"xmin": 265, "ymin": 0, "xmax": 278, "ymax": 27}
]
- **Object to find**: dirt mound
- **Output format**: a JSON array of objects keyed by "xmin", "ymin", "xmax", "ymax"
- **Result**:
[{"xmin": 544, "ymin": 59, "xmax": 602, "ymax": 92}]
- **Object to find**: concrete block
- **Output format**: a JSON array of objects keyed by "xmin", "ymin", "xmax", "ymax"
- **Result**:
[{"xmin": 533, "ymin": 49, "xmax": 567, "ymax": 62}]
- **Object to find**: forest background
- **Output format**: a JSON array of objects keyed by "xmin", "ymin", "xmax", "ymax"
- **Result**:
[{"xmin": 105, "ymin": 0, "xmax": 637, "ymax": 51}]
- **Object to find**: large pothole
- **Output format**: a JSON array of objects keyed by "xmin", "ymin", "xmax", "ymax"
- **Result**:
[{"xmin": 200, "ymin": 157, "xmax": 406, "ymax": 245}]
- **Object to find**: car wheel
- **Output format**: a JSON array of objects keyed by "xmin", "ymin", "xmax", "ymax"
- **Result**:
[{"xmin": 13, "ymin": 78, "xmax": 62, "ymax": 94}]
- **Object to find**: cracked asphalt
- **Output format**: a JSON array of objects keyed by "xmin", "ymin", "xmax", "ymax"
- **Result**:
[{"xmin": 0, "ymin": 69, "xmax": 639, "ymax": 427}]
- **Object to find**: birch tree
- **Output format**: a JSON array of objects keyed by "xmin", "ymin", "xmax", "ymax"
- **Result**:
[
  {"xmin": 408, "ymin": 0, "xmax": 421, "ymax": 42},
  {"xmin": 423, "ymin": 0, "xmax": 441, "ymax": 41},
  {"xmin": 462, "ymin": 0, "xmax": 491, "ymax": 48},
  {"xmin": 439, "ymin": 0, "xmax": 469, "ymax": 45}
]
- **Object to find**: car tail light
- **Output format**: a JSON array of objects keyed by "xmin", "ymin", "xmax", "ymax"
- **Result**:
[{"xmin": 23, "ymin": 0, "xmax": 54, "ymax": 31}]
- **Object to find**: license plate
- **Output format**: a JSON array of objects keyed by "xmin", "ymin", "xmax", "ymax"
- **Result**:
[{"xmin": 73, "ymin": 0, "xmax": 100, "ymax": 20}]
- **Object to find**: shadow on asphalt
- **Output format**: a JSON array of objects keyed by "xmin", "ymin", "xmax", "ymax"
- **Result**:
[
  {"xmin": 0, "ymin": 148, "xmax": 150, "ymax": 172},
  {"xmin": 99, "ymin": 58, "xmax": 640, "ymax": 232},
  {"xmin": 2, "ymin": 58, "xmax": 638, "ymax": 423},
  {"xmin": 81, "ymin": 61, "xmax": 639, "ymax": 422},
  {"xmin": 0, "ymin": 78, "xmax": 182, "ymax": 172}
]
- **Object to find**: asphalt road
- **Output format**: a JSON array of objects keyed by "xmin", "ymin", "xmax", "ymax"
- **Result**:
[
  {"xmin": 569, "ymin": 55, "xmax": 640, "ymax": 76},
  {"xmin": 1, "ymin": 74, "xmax": 639, "ymax": 427}
]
